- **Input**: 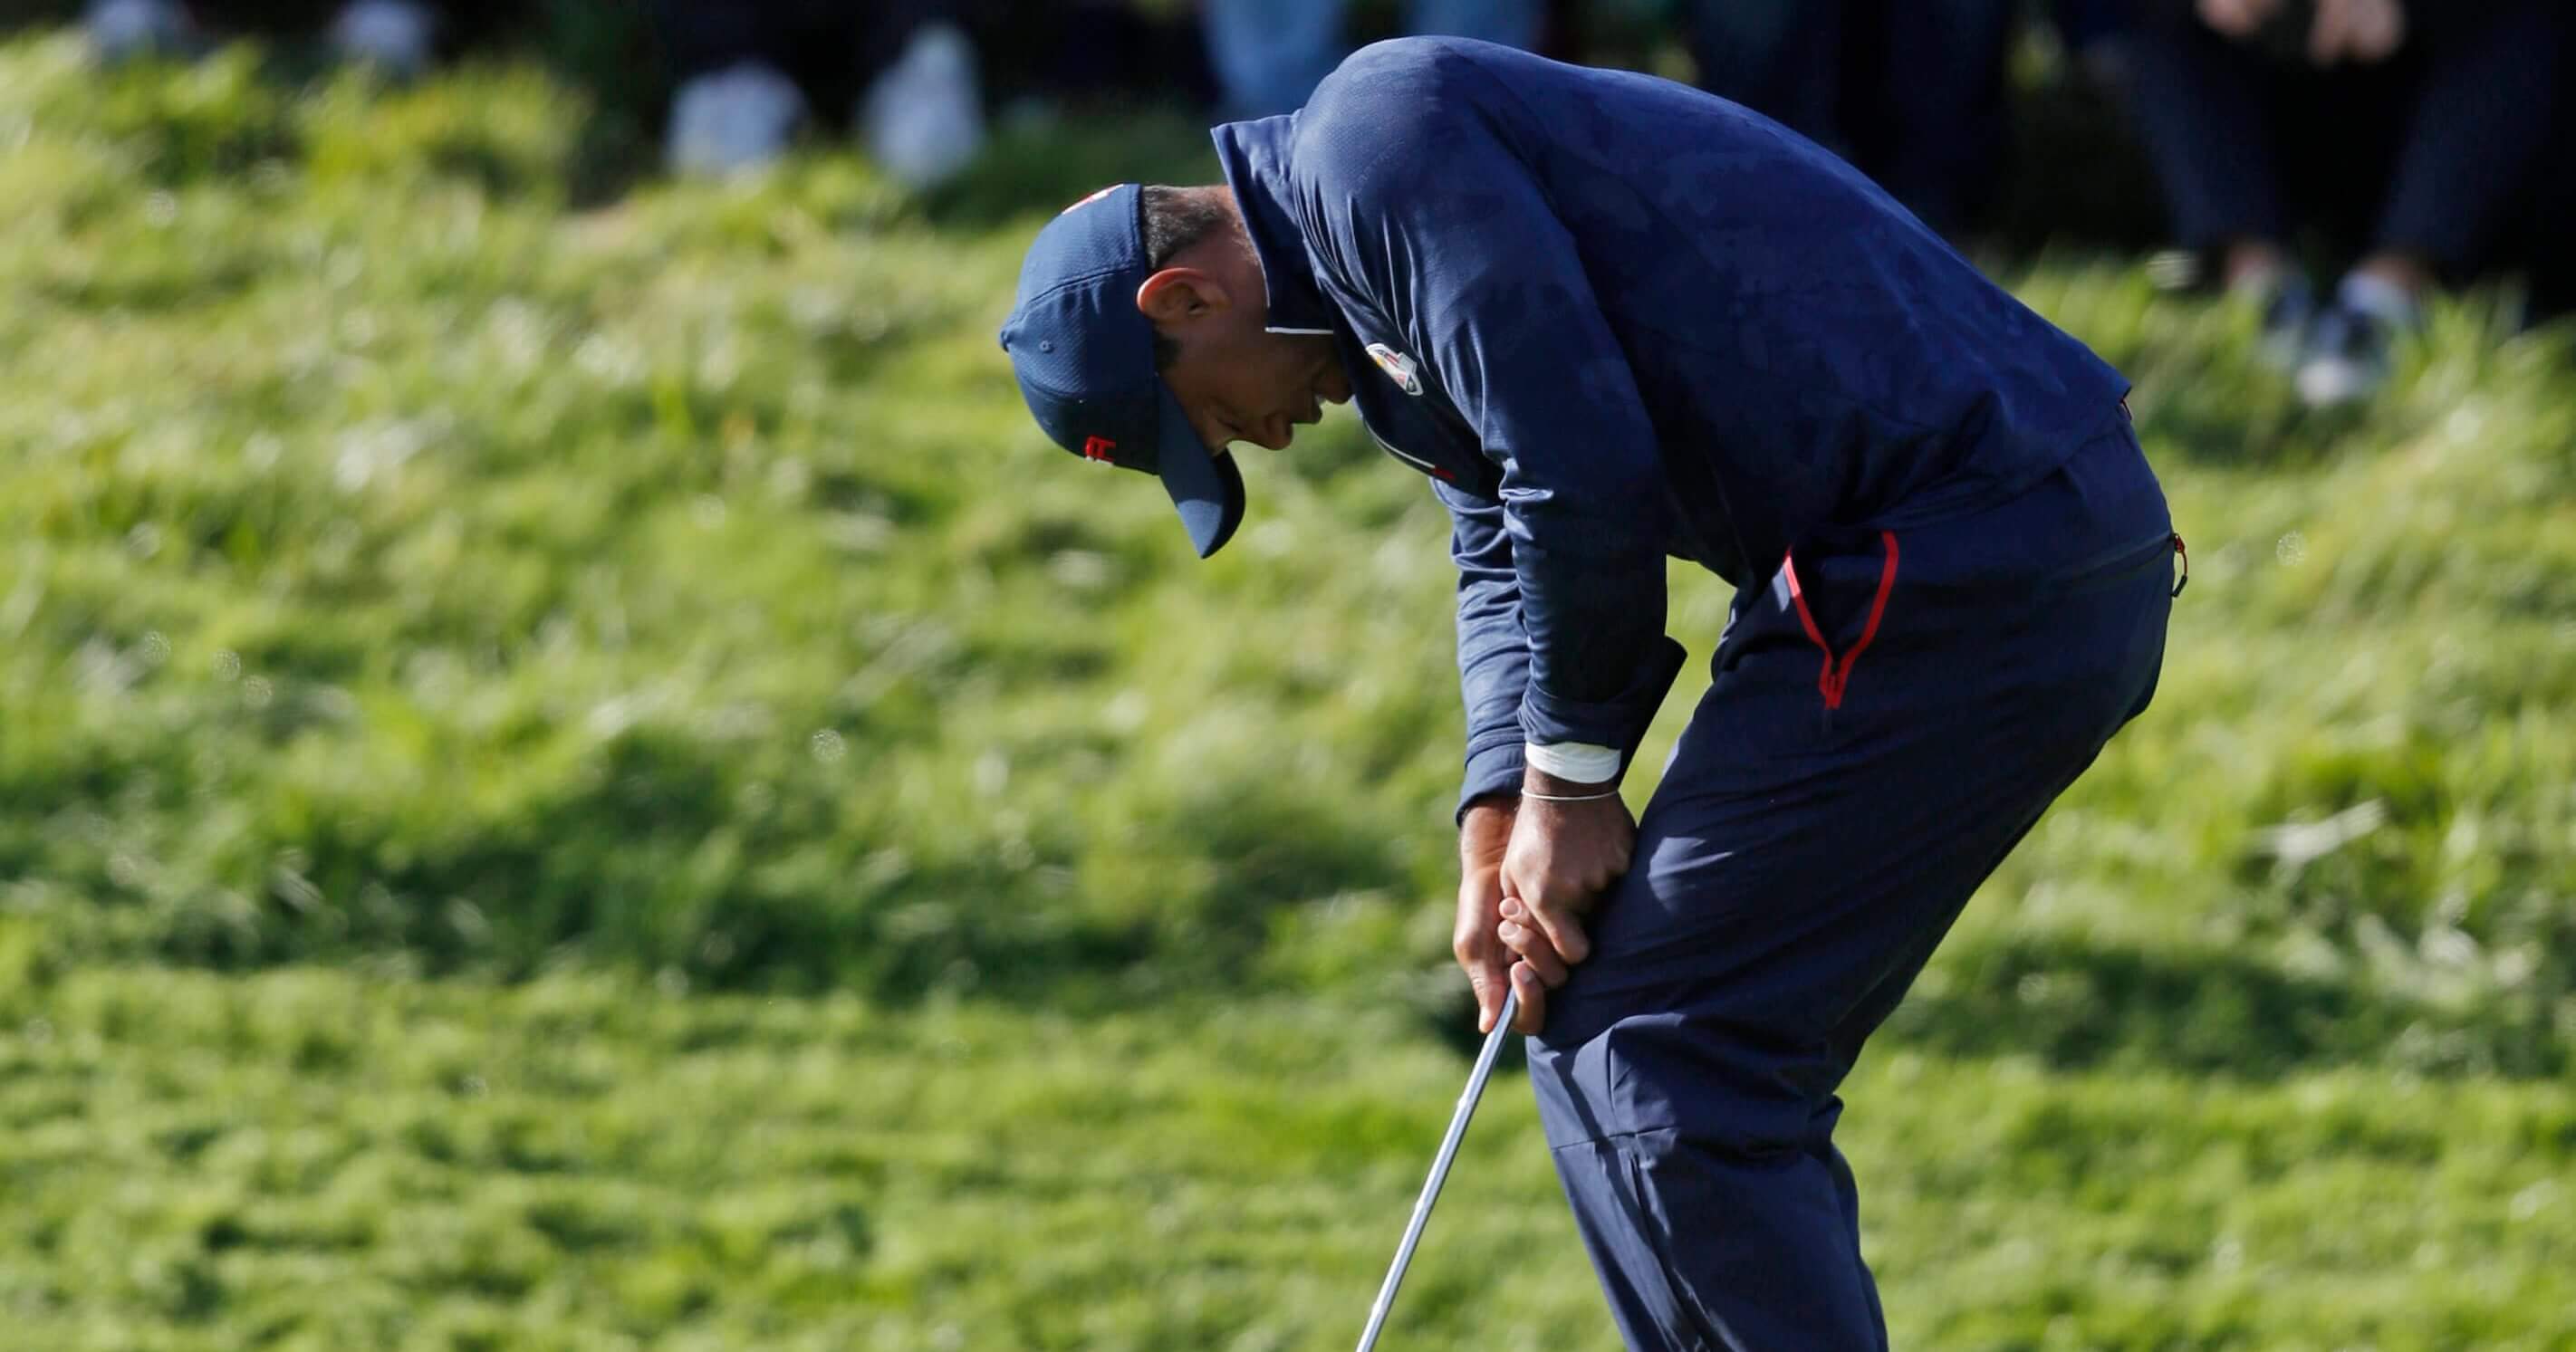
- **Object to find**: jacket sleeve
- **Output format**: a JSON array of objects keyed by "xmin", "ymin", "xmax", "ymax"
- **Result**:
[
  {"xmin": 1311, "ymin": 98, "xmax": 1681, "ymax": 766},
  {"xmin": 1436, "ymin": 479, "xmax": 1531, "ymax": 820}
]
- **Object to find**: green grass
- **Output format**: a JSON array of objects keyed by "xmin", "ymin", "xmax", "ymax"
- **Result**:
[
  {"xmin": 5, "ymin": 968, "xmax": 2574, "ymax": 1351},
  {"xmin": 4, "ymin": 31, "xmax": 2575, "ymax": 1349}
]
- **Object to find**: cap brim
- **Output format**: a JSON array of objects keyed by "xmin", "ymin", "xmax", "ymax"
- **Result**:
[{"xmin": 1153, "ymin": 382, "xmax": 1245, "ymax": 558}]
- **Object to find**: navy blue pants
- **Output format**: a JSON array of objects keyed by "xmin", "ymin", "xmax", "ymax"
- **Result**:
[
  {"xmin": 2116, "ymin": 0, "xmax": 2571, "ymax": 277},
  {"xmin": 1681, "ymin": 0, "xmax": 2021, "ymax": 237},
  {"xmin": 1530, "ymin": 421, "xmax": 2177, "ymax": 1351}
]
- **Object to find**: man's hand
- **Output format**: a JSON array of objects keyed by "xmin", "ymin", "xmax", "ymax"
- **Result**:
[
  {"xmin": 1496, "ymin": 768, "xmax": 1636, "ymax": 1032},
  {"xmin": 1454, "ymin": 798, "xmax": 1524, "ymax": 1035},
  {"xmin": 2197, "ymin": 0, "xmax": 2281, "ymax": 39},
  {"xmin": 2308, "ymin": 0, "xmax": 2406, "ymax": 64},
  {"xmin": 1454, "ymin": 771, "xmax": 1639, "ymax": 1036}
]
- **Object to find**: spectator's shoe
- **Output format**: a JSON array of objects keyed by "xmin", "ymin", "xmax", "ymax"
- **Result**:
[
  {"xmin": 667, "ymin": 62, "xmax": 808, "ymax": 177},
  {"xmin": 858, "ymin": 22, "xmax": 985, "ymax": 190},
  {"xmin": 85, "ymin": 0, "xmax": 198, "ymax": 63},
  {"xmin": 327, "ymin": 0, "xmax": 437, "ymax": 78},
  {"xmin": 2231, "ymin": 271, "xmax": 2317, "ymax": 373},
  {"xmin": 2295, "ymin": 275, "xmax": 2421, "ymax": 409}
]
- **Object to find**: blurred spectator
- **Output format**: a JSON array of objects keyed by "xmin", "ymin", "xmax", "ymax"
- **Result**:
[
  {"xmin": 2533, "ymin": 66, "xmax": 2576, "ymax": 323},
  {"xmin": 2119, "ymin": 0, "xmax": 2572, "ymax": 406},
  {"xmin": 650, "ymin": 0, "xmax": 984, "ymax": 187},
  {"xmin": 972, "ymin": 2, "xmax": 1216, "ymax": 120},
  {"xmin": 1202, "ymin": 0, "xmax": 1543, "ymax": 119},
  {"xmin": 87, "ymin": 0, "xmax": 445, "ymax": 74},
  {"xmin": 1676, "ymin": 0, "xmax": 2023, "ymax": 239},
  {"xmin": 2052, "ymin": 0, "xmax": 2137, "ymax": 82}
]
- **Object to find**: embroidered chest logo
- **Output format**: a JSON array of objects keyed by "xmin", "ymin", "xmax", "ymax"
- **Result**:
[{"xmin": 1365, "ymin": 342, "xmax": 1424, "ymax": 397}]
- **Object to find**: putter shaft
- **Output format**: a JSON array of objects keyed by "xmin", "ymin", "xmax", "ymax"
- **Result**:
[{"xmin": 1353, "ymin": 989, "xmax": 1518, "ymax": 1352}]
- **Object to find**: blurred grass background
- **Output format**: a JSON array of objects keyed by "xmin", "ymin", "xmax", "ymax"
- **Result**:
[{"xmin": 2, "ymin": 21, "xmax": 2573, "ymax": 1351}]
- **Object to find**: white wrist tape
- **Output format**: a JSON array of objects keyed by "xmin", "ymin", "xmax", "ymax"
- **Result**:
[{"xmin": 1523, "ymin": 741, "xmax": 1621, "ymax": 783}]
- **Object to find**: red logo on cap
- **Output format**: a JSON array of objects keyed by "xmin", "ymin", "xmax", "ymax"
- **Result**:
[{"xmin": 1081, "ymin": 436, "xmax": 1118, "ymax": 463}]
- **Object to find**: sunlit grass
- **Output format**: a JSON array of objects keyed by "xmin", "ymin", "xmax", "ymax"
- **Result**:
[{"xmin": 4, "ymin": 32, "xmax": 2573, "ymax": 1348}]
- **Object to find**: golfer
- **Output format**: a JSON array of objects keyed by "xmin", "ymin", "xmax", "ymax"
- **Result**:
[{"xmin": 999, "ymin": 39, "xmax": 2180, "ymax": 1350}]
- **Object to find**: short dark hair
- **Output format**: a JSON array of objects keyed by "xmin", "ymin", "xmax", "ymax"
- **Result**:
[{"xmin": 1139, "ymin": 185, "xmax": 1232, "ymax": 371}]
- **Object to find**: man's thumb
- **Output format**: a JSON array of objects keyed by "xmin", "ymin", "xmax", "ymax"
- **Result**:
[{"xmin": 1467, "ymin": 964, "xmax": 1505, "ymax": 1033}]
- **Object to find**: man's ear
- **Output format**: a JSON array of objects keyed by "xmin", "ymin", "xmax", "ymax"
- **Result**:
[{"xmin": 1136, "ymin": 267, "xmax": 1231, "ymax": 327}]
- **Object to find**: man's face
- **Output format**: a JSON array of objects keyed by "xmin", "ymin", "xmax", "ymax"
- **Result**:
[
  {"xmin": 1159, "ymin": 321, "xmax": 1352, "ymax": 454},
  {"xmin": 1136, "ymin": 239, "xmax": 1352, "ymax": 455}
]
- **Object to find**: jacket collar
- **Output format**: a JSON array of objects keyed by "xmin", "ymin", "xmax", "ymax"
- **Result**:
[{"xmin": 1210, "ymin": 115, "xmax": 1338, "ymax": 337}]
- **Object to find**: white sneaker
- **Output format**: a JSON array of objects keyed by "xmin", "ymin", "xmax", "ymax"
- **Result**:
[
  {"xmin": 858, "ymin": 22, "xmax": 985, "ymax": 190},
  {"xmin": 2294, "ymin": 274, "xmax": 2421, "ymax": 409},
  {"xmin": 327, "ymin": 0, "xmax": 437, "ymax": 77},
  {"xmin": 86, "ymin": 0, "xmax": 197, "ymax": 63},
  {"xmin": 666, "ymin": 62, "xmax": 809, "ymax": 177},
  {"xmin": 2292, "ymin": 304, "xmax": 2398, "ymax": 408},
  {"xmin": 2233, "ymin": 270, "xmax": 2317, "ymax": 373}
]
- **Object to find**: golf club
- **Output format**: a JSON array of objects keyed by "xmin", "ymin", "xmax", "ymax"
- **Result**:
[{"xmin": 1353, "ymin": 987, "xmax": 1519, "ymax": 1352}]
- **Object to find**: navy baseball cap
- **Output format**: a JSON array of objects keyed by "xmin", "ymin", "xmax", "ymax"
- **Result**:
[{"xmin": 998, "ymin": 183, "xmax": 1245, "ymax": 559}]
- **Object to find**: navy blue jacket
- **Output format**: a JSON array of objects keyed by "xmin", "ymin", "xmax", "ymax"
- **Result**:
[{"xmin": 1209, "ymin": 39, "xmax": 2132, "ymax": 814}]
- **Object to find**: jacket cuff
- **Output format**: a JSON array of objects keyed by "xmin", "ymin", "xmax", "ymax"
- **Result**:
[
  {"xmin": 1456, "ymin": 735, "xmax": 1527, "ymax": 825},
  {"xmin": 1516, "ymin": 635, "xmax": 1689, "ymax": 754}
]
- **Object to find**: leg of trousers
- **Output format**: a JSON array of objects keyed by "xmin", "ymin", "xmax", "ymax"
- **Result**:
[
  {"xmin": 1852, "ymin": 0, "xmax": 2019, "ymax": 237},
  {"xmin": 1683, "ymin": 0, "xmax": 1847, "ymax": 154},
  {"xmin": 1201, "ymin": 0, "xmax": 1349, "ymax": 119},
  {"xmin": 2369, "ymin": 0, "xmax": 2573, "ymax": 275},
  {"xmin": 2116, "ymin": 21, "xmax": 2288, "ymax": 250},
  {"xmin": 1530, "ymin": 423, "xmax": 2177, "ymax": 1351}
]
